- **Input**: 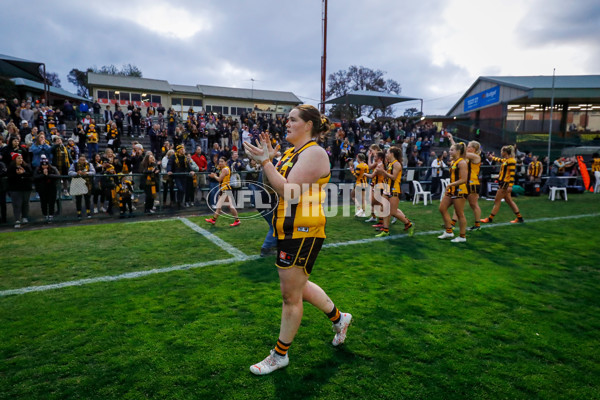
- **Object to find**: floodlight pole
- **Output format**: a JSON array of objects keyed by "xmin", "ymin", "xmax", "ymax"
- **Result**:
[
  {"xmin": 546, "ymin": 68, "xmax": 556, "ymax": 175},
  {"xmin": 320, "ymin": 0, "xmax": 328, "ymax": 114}
]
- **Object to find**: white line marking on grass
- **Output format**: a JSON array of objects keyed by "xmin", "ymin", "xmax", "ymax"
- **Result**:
[
  {"xmin": 178, "ymin": 217, "xmax": 248, "ymax": 260},
  {"xmin": 323, "ymin": 212, "xmax": 600, "ymax": 248},
  {"xmin": 0, "ymin": 255, "xmax": 261, "ymax": 297},
  {"xmin": 1, "ymin": 213, "xmax": 597, "ymax": 297}
]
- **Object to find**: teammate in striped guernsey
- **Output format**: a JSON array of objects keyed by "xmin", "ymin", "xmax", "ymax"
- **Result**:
[
  {"xmin": 244, "ymin": 105, "xmax": 352, "ymax": 376},
  {"xmin": 350, "ymin": 152, "xmax": 369, "ymax": 217},
  {"xmin": 365, "ymin": 151, "xmax": 386, "ymax": 227},
  {"xmin": 364, "ymin": 144, "xmax": 383, "ymax": 223},
  {"xmin": 527, "ymin": 155, "xmax": 543, "ymax": 182},
  {"xmin": 373, "ymin": 146, "xmax": 414, "ymax": 237},
  {"xmin": 205, "ymin": 156, "xmax": 240, "ymax": 227},
  {"xmin": 448, "ymin": 134, "xmax": 482, "ymax": 231},
  {"xmin": 438, "ymin": 143, "xmax": 469, "ymax": 242},
  {"xmin": 481, "ymin": 145, "xmax": 524, "ymax": 224}
]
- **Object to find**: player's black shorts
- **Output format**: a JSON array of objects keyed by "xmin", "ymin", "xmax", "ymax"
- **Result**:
[
  {"xmin": 276, "ymin": 237, "xmax": 324, "ymax": 275},
  {"xmin": 468, "ymin": 184, "xmax": 480, "ymax": 195},
  {"xmin": 499, "ymin": 181, "xmax": 513, "ymax": 190},
  {"xmin": 445, "ymin": 189, "xmax": 467, "ymax": 199},
  {"xmin": 386, "ymin": 192, "xmax": 401, "ymax": 198}
]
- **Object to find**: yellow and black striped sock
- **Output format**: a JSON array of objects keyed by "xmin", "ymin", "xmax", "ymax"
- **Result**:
[
  {"xmin": 404, "ymin": 221, "xmax": 412, "ymax": 229},
  {"xmin": 460, "ymin": 233, "xmax": 466, "ymax": 238},
  {"xmin": 450, "ymin": 219, "xmax": 457, "ymax": 226},
  {"xmin": 326, "ymin": 305, "xmax": 341, "ymax": 324},
  {"xmin": 381, "ymin": 227, "xmax": 389, "ymax": 232},
  {"xmin": 274, "ymin": 338, "xmax": 291, "ymax": 357},
  {"xmin": 488, "ymin": 213, "xmax": 495, "ymax": 221},
  {"xmin": 446, "ymin": 227, "xmax": 453, "ymax": 234},
  {"xmin": 378, "ymin": 218, "xmax": 383, "ymax": 224},
  {"xmin": 474, "ymin": 221, "xmax": 481, "ymax": 227},
  {"xmin": 515, "ymin": 212, "xmax": 522, "ymax": 219}
]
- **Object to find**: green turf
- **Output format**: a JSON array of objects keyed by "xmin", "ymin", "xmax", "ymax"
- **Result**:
[
  {"xmin": 0, "ymin": 220, "xmax": 228, "ymax": 291},
  {"xmin": 0, "ymin": 194, "xmax": 599, "ymax": 399}
]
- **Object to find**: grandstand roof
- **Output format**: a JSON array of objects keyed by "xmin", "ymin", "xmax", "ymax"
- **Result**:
[
  {"xmin": 11, "ymin": 77, "xmax": 89, "ymax": 102},
  {"xmin": 87, "ymin": 72, "xmax": 172, "ymax": 92},
  {"xmin": 447, "ymin": 75, "xmax": 600, "ymax": 116},
  {"xmin": 0, "ymin": 54, "xmax": 44, "ymax": 82},
  {"xmin": 196, "ymin": 84, "xmax": 302, "ymax": 104}
]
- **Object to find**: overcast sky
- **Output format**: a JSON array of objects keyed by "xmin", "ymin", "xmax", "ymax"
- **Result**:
[{"xmin": 2, "ymin": 0, "xmax": 599, "ymax": 115}]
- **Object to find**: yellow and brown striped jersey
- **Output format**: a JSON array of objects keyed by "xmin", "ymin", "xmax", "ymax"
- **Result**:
[
  {"xmin": 448, "ymin": 158, "xmax": 468, "ymax": 196},
  {"xmin": 220, "ymin": 166, "xmax": 231, "ymax": 192},
  {"xmin": 353, "ymin": 162, "xmax": 369, "ymax": 186},
  {"xmin": 386, "ymin": 160, "xmax": 402, "ymax": 194},
  {"xmin": 493, "ymin": 156, "xmax": 516, "ymax": 185},
  {"xmin": 467, "ymin": 159, "xmax": 481, "ymax": 185},
  {"xmin": 592, "ymin": 157, "xmax": 600, "ymax": 172},
  {"xmin": 528, "ymin": 160, "xmax": 543, "ymax": 178},
  {"xmin": 372, "ymin": 163, "xmax": 386, "ymax": 189},
  {"xmin": 273, "ymin": 141, "xmax": 329, "ymax": 240}
]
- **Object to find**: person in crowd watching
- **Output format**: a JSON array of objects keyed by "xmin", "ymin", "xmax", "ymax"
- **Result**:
[
  {"xmin": 191, "ymin": 146, "xmax": 208, "ymax": 204},
  {"xmin": 106, "ymin": 121, "xmax": 120, "ymax": 152},
  {"xmin": 100, "ymin": 157, "xmax": 117, "ymax": 215},
  {"xmin": 33, "ymin": 154, "xmax": 59, "ymax": 223},
  {"xmin": 19, "ymin": 120, "xmax": 31, "ymax": 141},
  {"xmin": 116, "ymin": 175, "xmax": 134, "ymax": 218},
  {"xmin": 66, "ymin": 138, "xmax": 79, "ymax": 165},
  {"xmin": 113, "ymin": 106, "xmax": 124, "ymax": 136},
  {"xmin": 86, "ymin": 120, "xmax": 99, "ymax": 160},
  {"xmin": 140, "ymin": 153, "xmax": 160, "ymax": 214},
  {"xmin": 51, "ymin": 135, "xmax": 72, "ymax": 197},
  {"xmin": 206, "ymin": 153, "xmax": 220, "ymax": 208},
  {"xmin": 167, "ymin": 144, "xmax": 195, "ymax": 209},
  {"xmin": 7, "ymin": 153, "xmax": 33, "ymax": 228},
  {"xmin": 0, "ymin": 159, "xmax": 7, "ymax": 224},
  {"xmin": 68, "ymin": 153, "xmax": 95, "ymax": 220},
  {"xmin": 161, "ymin": 149, "xmax": 176, "ymax": 207},
  {"xmin": 19, "ymin": 102, "xmax": 34, "ymax": 126},
  {"xmin": 91, "ymin": 153, "xmax": 105, "ymax": 214},
  {"xmin": 74, "ymin": 122, "xmax": 87, "ymax": 155},
  {"xmin": 30, "ymin": 133, "xmax": 52, "ymax": 168},
  {"xmin": 2, "ymin": 135, "xmax": 29, "ymax": 165}
]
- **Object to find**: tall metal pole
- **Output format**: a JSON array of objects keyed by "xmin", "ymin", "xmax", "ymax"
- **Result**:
[
  {"xmin": 320, "ymin": 0, "xmax": 328, "ymax": 113},
  {"xmin": 546, "ymin": 68, "xmax": 556, "ymax": 175}
]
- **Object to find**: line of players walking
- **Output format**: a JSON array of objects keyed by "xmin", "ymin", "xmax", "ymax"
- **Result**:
[{"xmin": 349, "ymin": 134, "xmax": 524, "ymax": 243}]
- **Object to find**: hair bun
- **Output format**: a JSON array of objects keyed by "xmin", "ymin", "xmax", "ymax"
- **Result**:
[{"xmin": 319, "ymin": 115, "xmax": 331, "ymax": 134}]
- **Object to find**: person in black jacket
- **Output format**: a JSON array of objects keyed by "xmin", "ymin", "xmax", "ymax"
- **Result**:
[
  {"xmin": 0, "ymin": 160, "xmax": 7, "ymax": 224},
  {"xmin": 167, "ymin": 144, "xmax": 195, "ymax": 209},
  {"xmin": 33, "ymin": 155, "xmax": 60, "ymax": 222},
  {"xmin": 7, "ymin": 153, "xmax": 33, "ymax": 228}
]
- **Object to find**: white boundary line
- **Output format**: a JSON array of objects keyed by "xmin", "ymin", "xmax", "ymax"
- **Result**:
[
  {"xmin": 178, "ymin": 217, "xmax": 248, "ymax": 260},
  {"xmin": 1, "ymin": 213, "xmax": 598, "ymax": 297}
]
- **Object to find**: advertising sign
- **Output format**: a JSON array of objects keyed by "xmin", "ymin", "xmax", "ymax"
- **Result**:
[{"xmin": 464, "ymin": 85, "xmax": 500, "ymax": 112}]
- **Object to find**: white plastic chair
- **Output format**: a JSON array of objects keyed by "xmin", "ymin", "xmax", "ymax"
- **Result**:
[
  {"xmin": 548, "ymin": 186, "xmax": 567, "ymax": 201},
  {"xmin": 412, "ymin": 181, "xmax": 432, "ymax": 205},
  {"xmin": 440, "ymin": 178, "xmax": 450, "ymax": 194},
  {"xmin": 594, "ymin": 171, "xmax": 600, "ymax": 193}
]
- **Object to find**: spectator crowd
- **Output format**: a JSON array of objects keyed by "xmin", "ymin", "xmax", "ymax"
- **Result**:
[{"xmin": 1, "ymin": 95, "xmax": 598, "ymax": 229}]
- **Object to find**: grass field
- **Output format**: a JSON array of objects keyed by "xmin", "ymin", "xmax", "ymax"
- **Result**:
[{"xmin": 1, "ymin": 194, "xmax": 599, "ymax": 399}]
